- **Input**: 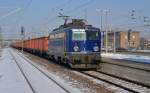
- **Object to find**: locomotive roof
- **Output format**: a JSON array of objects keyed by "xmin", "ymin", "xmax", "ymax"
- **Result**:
[{"xmin": 52, "ymin": 19, "xmax": 100, "ymax": 32}]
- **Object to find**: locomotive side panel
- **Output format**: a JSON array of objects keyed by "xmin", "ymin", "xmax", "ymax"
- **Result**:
[{"xmin": 48, "ymin": 32, "xmax": 65, "ymax": 59}]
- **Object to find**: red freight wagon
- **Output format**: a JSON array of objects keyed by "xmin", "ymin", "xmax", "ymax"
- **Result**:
[
  {"xmin": 29, "ymin": 39, "xmax": 32, "ymax": 49},
  {"xmin": 12, "ymin": 41, "xmax": 22, "ymax": 49},
  {"xmin": 29, "ymin": 36, "xmax": 48, "ymax": 53},
  {"xmin": 24, "ymin": 40, "xmax": 27, "ymax": 49},
  {"xmin": 34, "ymin": 38, "xmax": 38, "ymax": 51},
  {"xmin": 12, "ymin": 36, "xmax": 48, "ymax": 55},
  {"xmin": 16, "ymin": 41, "xmax": 21, "ymax": 48},
  {"xmin": 30, "ymin": 39, "xmax": 34, "ymax": 50},
  {"xmin": 37, "ymin": 36, "xmax": 48, "ymax": 53},
  {"xmin": 27, "ymin": 40, "xmax": 30, "ymax": 49}
]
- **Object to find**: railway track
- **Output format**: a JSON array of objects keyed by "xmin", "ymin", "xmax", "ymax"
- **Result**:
[
  {"xmin": 10, "ymin": 51, "xmax": 36, "ymax": 93},
  {"xmin": 101, "ymin": 61, "xmax": 150, "ymax": 72},
  {"xmin": 100, "ymin": 60, "xmax": 150, "ymax": 87},
  {"xmin": 80, "ymin": 71, "xmax": 150, "ymax": 93},
  {"xmin": 13, "ymin": 49, "xmax": 150, "ymax": 93},
  {"xmin": 10, "ymin": 49, "xmax": 70, "ymax": 93},
  {"xmin": 13, "ymin": 49, "xmax": 124, "ymax": 93},
  {"xmin": 96, "ymin": 71, "xmax": 150, "ymax": 88}
]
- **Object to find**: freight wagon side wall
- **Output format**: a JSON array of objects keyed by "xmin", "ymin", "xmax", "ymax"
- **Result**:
[
  {"xmin": 37, "ymin": 37, "xmax": 48, "ymax": 53},
  {"xmin": 44, "ymin": 37, "xmax": 48, "ymax": 52},
  {"xmin": 12, "ymin": 37, "xmax": 48, "ymax": 55},
  {"xmin": 29, "ymin": 37, "xmax": 48, "ymax": 54},
  {"xmin": 39, "ymin": 38, "xmax": 43, "ymax": 52},
  {"xmin": 31, "ymin": 39, "xmax": 35, "ymax": 51}
]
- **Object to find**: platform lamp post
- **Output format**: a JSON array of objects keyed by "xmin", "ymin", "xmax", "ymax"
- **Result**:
[{"xmin": 21, "ymin": 26, "xmax": 25, "ymax": 53}]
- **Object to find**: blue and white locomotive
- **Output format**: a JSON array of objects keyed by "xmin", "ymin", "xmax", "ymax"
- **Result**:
[{"xmin": 48, "ymin": 19, "xmax": 101, "ymax": 69}]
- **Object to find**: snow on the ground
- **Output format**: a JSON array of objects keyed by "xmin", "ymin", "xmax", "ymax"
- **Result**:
[
  {"xmin": 0, "ymin": 48, "xmax": 82, "ymax": 93},
  {"xmin": 136, "ymin": 50, "xmax": 150, "ymax": 53},
  {"xmin": 101, "ymin": 53, "xmax": 150, "ymax": 64},
  {"xmin": 10, "ymin": 48, "xmax": 68, "ymax": 93},
  {"xmin": 13, "ymin": 49, "xmax": 82, "ymax": 93},
  {"xmin": 0, "ymin": 48, "xmax": 33, "ymax": 93}
]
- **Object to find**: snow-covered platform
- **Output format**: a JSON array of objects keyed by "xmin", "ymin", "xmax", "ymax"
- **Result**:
[
  {"xmin": 0, "ymin": 48, "xmax": 78, "ymax": 93},
  {"xmin": 101, "ymin": 53, "xmax": 150, "ymax": 64},
  {"xmin": 101, "ymin": 53, "xmax": 150, "ymax": 87},
  {"xmin": 0, "ymin": 49, "xmax": 33, "ymax": 93}
]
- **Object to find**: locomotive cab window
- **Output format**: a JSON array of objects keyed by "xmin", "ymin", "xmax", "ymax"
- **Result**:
[
  {"xmin": 86, "ymin": 31, "xmax": 99, "ymax": 40},
  {"xmin": 72, "ymin": 31, "xmax": 86, "ymax": 40}
]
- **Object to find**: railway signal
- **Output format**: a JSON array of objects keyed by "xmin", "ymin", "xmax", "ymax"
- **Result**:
[{"xmin": 21, "ymin": 26, "xmax": 25, "ymax": 53}]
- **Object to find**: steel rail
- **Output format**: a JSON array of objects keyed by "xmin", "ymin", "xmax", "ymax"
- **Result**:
[
  {"xmin": 9, "ymin": 51, "xmax": 36, "ymax": 93},
  {"xmin": 13, "ymin": 49, "xmax": 71, "ymax": 93}
]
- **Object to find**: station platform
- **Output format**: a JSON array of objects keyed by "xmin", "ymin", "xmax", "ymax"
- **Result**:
[{"xmin": 0, "ymin": 48, "xmax": 79, "ymax": 93}]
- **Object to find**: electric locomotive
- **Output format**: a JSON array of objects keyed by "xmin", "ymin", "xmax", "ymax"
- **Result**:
[{"xmin": 48, "ymin": 19, "xmax": 101, "ymax": 69}]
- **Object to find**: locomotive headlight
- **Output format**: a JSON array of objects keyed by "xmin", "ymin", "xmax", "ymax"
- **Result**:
[
  {"xmin": 74, "ymin": 46, "xmax": 79, "ymax": 52},
  {"xmin": 93, "ymin": 46, "xmax": 99, "ymax": 52}
]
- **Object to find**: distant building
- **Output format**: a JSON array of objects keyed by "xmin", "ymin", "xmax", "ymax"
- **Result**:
[
  {"xmin": 103, "ymin": 31, "xmax": 140, "ymax": 50},
  {"xmin": 146, "ymin": 39, "xmax": 150, "ymax": 49},
  {"xmin": 140, "ymin": 38, "xmax": 150, "ymax": 49}
]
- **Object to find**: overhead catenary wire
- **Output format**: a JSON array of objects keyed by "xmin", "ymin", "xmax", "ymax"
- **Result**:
[
  {"xmin": 37, "ymin": 0, "xmax": 73, "ymax": 32},
  {"xmin": 0, "ymin": 0, "xmax": 32, "ymax": 21},
  {"xmin": 12, "ymin": 0, "xmax": 33, "ymax": 24},
  {"xmin": 54, "ymin": 0, "xmax": 73, "ymax": 11},
  {"xmin": 68, "ymin": 0, "xmax": 93, "ymax": 14},
  {"xmin": 8, "ymin": 0, "xmax": 33, "ymax": 40},
  {"xmin": 0, "ymin": 8, "xmax": 21, "ymax": 21},
  {"xmin": 0, "ymin": 0, "xmax": 32, "ymax": 40},
  {"xmin": 109, "ymin": 10, "xmax": 150, "ymax": 31},
  {"xmin": 40, "ymin": 0, "xmax": 94, "ymax": 31}
]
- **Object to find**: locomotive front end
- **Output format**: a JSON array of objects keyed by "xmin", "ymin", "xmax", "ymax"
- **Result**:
[{"xmin": 67, "ymin": 28, "xmax": 101, "ymax": 69}]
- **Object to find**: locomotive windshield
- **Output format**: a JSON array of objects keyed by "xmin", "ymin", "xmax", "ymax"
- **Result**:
[
  {"xmin": 86, "ymin": 31, "xmax": 99, "ymax": 40},
  {"xmin": 72, "ymin": 29, "xmax": 100, "ymax": 40},
  {"xmin": 72, "ymin": 31, "xmax": 86, "ymax": 40}
]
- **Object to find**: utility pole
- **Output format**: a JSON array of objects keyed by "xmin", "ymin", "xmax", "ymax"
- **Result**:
[
  {"xmin": 96, "ymin": 9, "xmax": 103, "ymax": 53},
  {"xmin": 114, "ymin": 31, "xmax": 116, "ymax": 53},
  {"xmin": 100, "ymin": 10, "xmax": 104, "ymax": 52},
  {"xmin": 105, "ymin": 10, "xmax": 109, "ymax": 53},
  {"xmin": 21, "ymin": 26, "xmax": 25, "ymax": 53},
  {"xmin": 96, "ymin": 9, "xmax": 110, "ymax": 53},
  {"xmin": 128, "ymin": 29, "xmax": 131, "ymax": 49}
]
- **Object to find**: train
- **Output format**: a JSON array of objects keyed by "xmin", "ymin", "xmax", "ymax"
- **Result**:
[{"xmin": 12, "ymin": 19, "xmax": 101, "ymax": 69}]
